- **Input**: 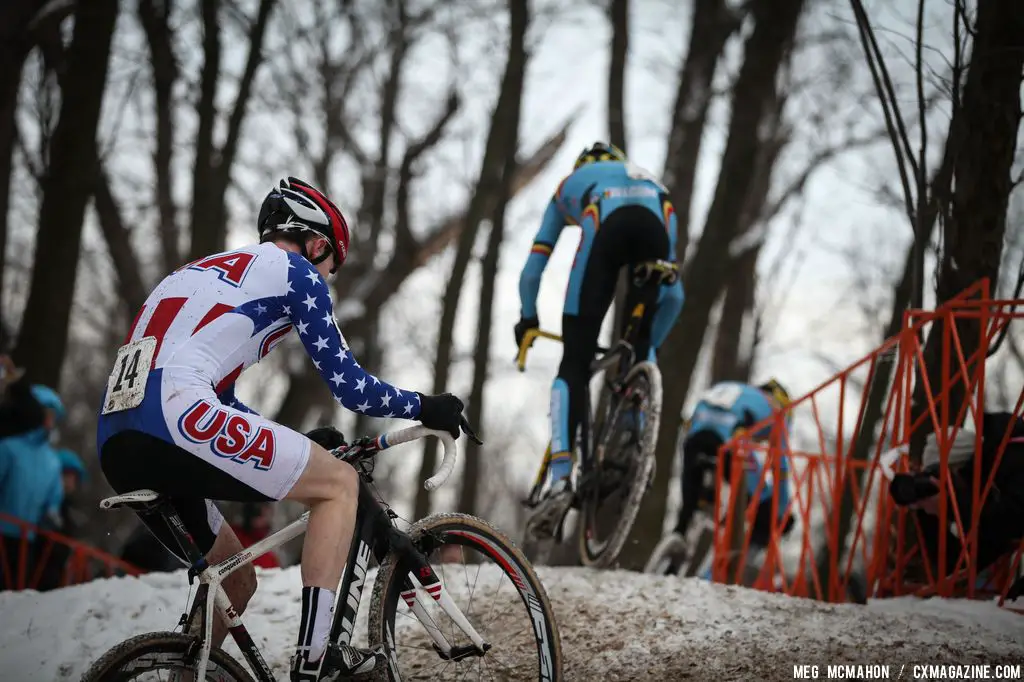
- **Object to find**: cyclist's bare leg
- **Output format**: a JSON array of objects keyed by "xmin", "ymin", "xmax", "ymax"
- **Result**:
[
  {"xmin": 204, "ymin": 525, "xmax": 257, "ymax": 647},
  {"xmin": 284, "ymin": 443, "xmax": 359, "ymax": 589},
  {"xmin": 281, "ymin": 443, "xmax": 361, "ymax": 672}
]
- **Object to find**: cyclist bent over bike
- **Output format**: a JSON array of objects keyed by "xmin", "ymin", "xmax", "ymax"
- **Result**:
[
  {"xmin": 514, "ymin": 143, "xmax": 685, "ymax": 518},
  {"xmin": 96, "ymin": 177, "xmax": 467, "ymax": 682},
  {"xmin": 676, "ymin": 379, "xmax": 794, "ymax": 553}
]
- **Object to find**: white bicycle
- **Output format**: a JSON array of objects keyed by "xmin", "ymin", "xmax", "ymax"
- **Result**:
[{"xmin": 81, "ymin": 426, "xmax": 563, "ymax": 681}]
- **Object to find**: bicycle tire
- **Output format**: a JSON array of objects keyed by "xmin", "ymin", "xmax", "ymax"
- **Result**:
[
  {"xmin": 682, "ymin": 524, "xmax": 715, "ymax": 578},
  {"xmin": 577, "ymin": 362, "xmax": 661, "ymax": 568},
  {"xmin": 643, "ymin": 532, "xmax": 687, "ymax": 575},
  {"xmin": 79, "ymin": 631, "xmax": 255, "ymax": 682},
  {"xmin": 368, "ymin": 512, "xmax": 563, "ymax": 681}
]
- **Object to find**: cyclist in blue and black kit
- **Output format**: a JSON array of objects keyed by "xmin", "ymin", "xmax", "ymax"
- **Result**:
[
  {"xmin": 676, "ymin": 379, "xmax": 795, "ymax": 551},
  {"xmin": 515, "ymin": 142, "xmax": 685, "ymax": 512}
]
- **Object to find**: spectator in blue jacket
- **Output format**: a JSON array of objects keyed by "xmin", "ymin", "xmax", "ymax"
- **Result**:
[{"xmin": 0, "ymin": 385, "xmax": 66, "ymax": 590}]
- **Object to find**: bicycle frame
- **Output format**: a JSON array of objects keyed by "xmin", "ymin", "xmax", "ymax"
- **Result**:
[
  {"xmin": 108, "ymin": 427, "xmax": 488, "ymax": 682},
  {"xmin": 517, "ymin": 293, "xmax": 656, "ymax": 501}
]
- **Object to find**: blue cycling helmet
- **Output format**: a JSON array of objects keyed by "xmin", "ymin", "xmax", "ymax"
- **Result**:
[
  {"xmin": 30, "ymin": 384, "xmax": 66, "ymax": 421},
  {"xmin": 574, "ymin": 142, "xmax": 627, "ymax": 170}
]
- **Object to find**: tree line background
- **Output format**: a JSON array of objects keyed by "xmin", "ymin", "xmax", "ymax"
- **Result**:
[{"xmin": 0, "ymin": 0, "xmax": 1021, "ymax": 568}]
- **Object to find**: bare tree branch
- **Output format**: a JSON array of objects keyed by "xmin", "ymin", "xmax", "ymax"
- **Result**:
[
  {"xmin": 848, "ymin": 0, "xmax": 919, "ymax": 230},
  {"xmin": 395, "ymin": 88, "xmax": 460, "ymax": 251},
  {"xmin": 93, "ymin": 169, "xmax": 148, "ymax": 317},
  {"xmin": 759, "ymin": 125, "xmax": 891, "ymax": 224}
]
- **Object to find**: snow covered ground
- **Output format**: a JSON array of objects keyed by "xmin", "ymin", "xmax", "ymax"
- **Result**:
[{"xmin": 1, "ymin": 565, "xmax": 1021, "ymax": 681}]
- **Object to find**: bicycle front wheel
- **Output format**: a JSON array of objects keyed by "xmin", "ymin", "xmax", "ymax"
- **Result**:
[
  {"xmin": 643, "ymin": 532, "xmax": 688, "ymax": 575},
  {"xmin": 577, "ymin": 363, "xmax": 661, "ymax": 568},
  {"xmin": 368, "ymin": 513, "xmax": 563, "ymax": 681},
  {"xmin": 80, "ymin": 631, "xmax": 255, "ymax": 682}
]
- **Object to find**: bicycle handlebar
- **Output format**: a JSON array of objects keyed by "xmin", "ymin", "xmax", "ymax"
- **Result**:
[
  {"xmin": 515, "ymin": 327, "xmax": 609, "ymax": 372},
  {"xmin": 354, "ymin": 425, "xmax": 460, "ymax": 492},
  {"xmin": 515, "ymin": 328, "xmax": 562, "ymax": 371}
]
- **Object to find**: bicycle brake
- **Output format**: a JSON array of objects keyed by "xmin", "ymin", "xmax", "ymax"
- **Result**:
[{"xmin": 459, "ymin": 415, "xmax": 483, "ymax": 445}]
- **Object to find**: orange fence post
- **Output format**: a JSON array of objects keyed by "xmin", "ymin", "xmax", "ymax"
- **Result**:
[{"xmin": 0, "ymin": 513, "xmax": 143, "ymax": 590}]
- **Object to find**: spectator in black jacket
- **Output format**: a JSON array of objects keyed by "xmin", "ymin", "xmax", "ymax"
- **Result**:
[
  {"xmin": 891, "ymin": 411, "xmax": 1024, "ymax": 594},
  {"xmin": 0, "ymin": 324, "xmax": 44, "ymax": 439}
]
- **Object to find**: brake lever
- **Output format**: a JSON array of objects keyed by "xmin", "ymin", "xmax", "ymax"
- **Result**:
[{"xmin": 460, "ymin": 415, "xmax": 483, "ymax": 445}]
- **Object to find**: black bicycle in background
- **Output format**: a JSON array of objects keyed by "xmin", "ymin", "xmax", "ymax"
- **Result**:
[
  {"xmin": 82, "ymin": 425, "xmax": 563, "ymax": 681},
  {"xmin": 516, "ymin": 259, "xmax": 678, "ymax": 568}
]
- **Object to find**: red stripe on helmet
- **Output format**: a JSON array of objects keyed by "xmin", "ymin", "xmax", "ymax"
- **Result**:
[{"xmin": 289, "ymin": 181, "xmax": 350, "ymax": 266}]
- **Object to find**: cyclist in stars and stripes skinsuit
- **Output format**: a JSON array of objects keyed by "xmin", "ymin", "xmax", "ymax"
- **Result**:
[{"xmin": 96, "ymin": 177, "xmax": 469, "ymax": 681}]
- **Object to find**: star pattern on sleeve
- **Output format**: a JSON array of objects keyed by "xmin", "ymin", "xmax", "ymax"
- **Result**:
[{"xmin": 282, "ymin": 251, "xmax": 421, "ymax": 420}]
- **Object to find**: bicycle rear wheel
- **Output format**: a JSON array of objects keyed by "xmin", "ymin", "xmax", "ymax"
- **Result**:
[
  {"xmin": 368, "ymin": 513, "xmax": 563, "ymax": 681},
  {"xmin": 80, "ymin": 632, "xmax": 255, "ymax": 682},
  {"xmin": 577, "ymin": 363, "xmax": 661, "ymax": 568}
]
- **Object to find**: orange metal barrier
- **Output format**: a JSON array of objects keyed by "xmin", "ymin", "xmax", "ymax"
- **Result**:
[
  {"xmin": 709, "ymin": 280, "xmax": 1024, "ymax": 609},
  {"xmin": 0, "ymin": 512, "xmax": 143, "ymax": 591}
]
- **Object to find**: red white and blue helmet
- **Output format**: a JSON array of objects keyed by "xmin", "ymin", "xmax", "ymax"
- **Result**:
[{"xmin": 258, "ymin": 177, "xmax": 350, "ymax": 273}]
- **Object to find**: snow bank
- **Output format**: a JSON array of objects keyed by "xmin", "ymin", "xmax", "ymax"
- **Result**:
[{"xmin": 1, "ymin": 566, "xmax": 1021, "ymax": 681}]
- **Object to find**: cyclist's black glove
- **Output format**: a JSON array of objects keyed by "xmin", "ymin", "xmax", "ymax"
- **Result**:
[
  {"xmin": 305, "ymin": 425, "xmax": 347, "ymax": 450},
  {"xmin": 514, "ymin": 316, "xmax": 539, "ymax": 349},
  {"xmin": 416, "ymin": 392, "xmax": 465, "ymax": 439}
]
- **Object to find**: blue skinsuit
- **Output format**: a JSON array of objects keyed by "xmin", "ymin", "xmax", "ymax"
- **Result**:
[
  {"xmin": 687, "ymin": 381, "xmax": 792, "ymax": 510},
  {"xmin": 518, "ymin": 161, "xmax": 685, "ymax": 483}
]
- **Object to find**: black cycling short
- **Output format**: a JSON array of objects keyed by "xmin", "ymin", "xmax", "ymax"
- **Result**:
[
  {"xmin": 557, "ymin": 205, "xmax": 671, "ymax": 454},
  {"xmin": 101, "ymin": 430, "xmax": 270, "ymax": 562}
]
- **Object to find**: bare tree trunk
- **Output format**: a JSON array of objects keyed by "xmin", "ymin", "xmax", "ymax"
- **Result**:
[
  {"xmin": 188, "ymin": 0, "xmax": 276, "ymax": 261},
  {"xmin": 710, "ymin": 253, "xmax": 758, "ymax": 384},
  {"xmin": 607, "ymin": 0, "xmax": 628, "ymax": 152},
  {"xmin": 459, "ymin": 0, "xmax": 528, "ymax": 514},
  {"xmin": 139, "ymin": 0, "xmax": 180, "ymax": 272},
  {"xmin": 606, "ymin": 0, "xmax": 630, "ymax": 345},
  {"xmin": 413, "ymin": 0, "xmax": 530, "ymax": 520},
  {"xmin": 661, "ymin": 0, "xmax": 742, "ymax": 260},
  {"xmin": 709, "ymin": 126, "xmax": 786, "ymax": 384},
  {"xmin": 909, "ymin": 0, "xmax": 1021, "ymax": 458},
  {"xmin": 0, "ymin": 71, "xmax": 18, "ymax": 317},
  {"xmin": 0, "ymin": 0, "xmax": 49, "ymax": 317},
  {"xmin": 94, "ymin": 170, "xmax": 149, "ymax": 317},
  {"xmin": 14, "ymin": 0, "xmax": 119, "ymax": 387},
  {"xmin": 189, "ymin": 0, "xmax": 221, "ymax": 260},
  {"xmin": 631, "ymin": 0, "xmax": 805, "ymax": 563}
]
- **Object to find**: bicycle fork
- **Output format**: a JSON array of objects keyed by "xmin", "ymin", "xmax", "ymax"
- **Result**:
[{"xmin": 392, "ymin": 532, "xmax": 491, "ymax": 662}]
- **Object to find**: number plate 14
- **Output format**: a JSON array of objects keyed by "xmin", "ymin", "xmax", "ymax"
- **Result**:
[{"xmin": 102, "ymin": 336, "xmax": 157, "ymax": 415}]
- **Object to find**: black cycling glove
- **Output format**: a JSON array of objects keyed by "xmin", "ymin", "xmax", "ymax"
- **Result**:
[
  {"xmin": 514, "ymin": 316, "xmax": 539, "ymax": 349},
  {"xmin": 416, "ymin": 392, "xmax": 465, "ymax": 439},
  {"xmin": 305, "ymin": 425, "xmax": 347, "ymax": 451}
]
